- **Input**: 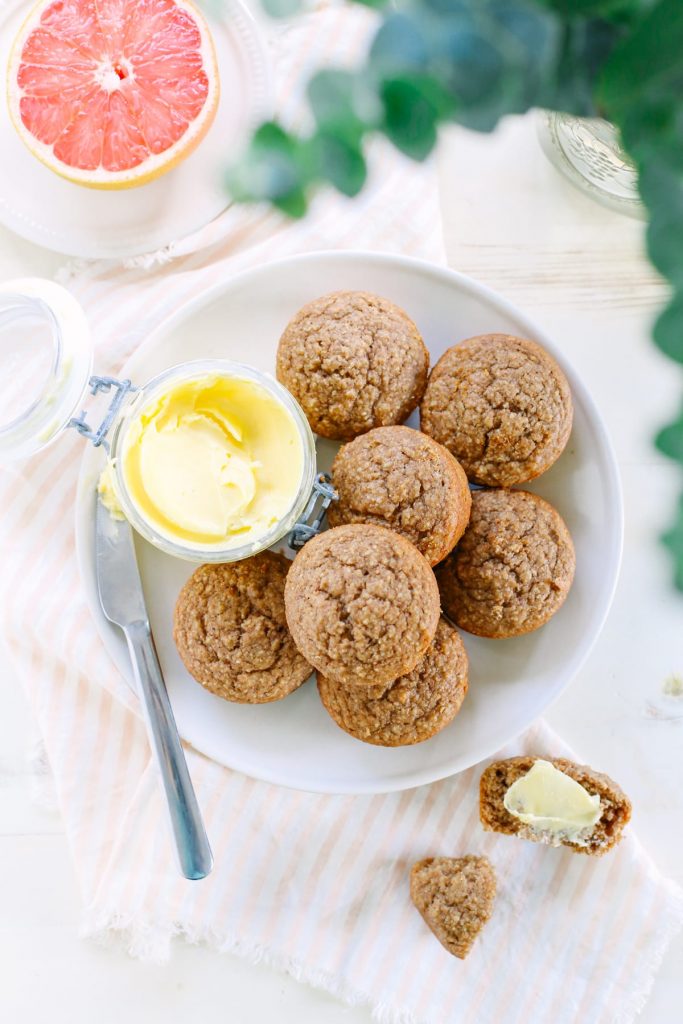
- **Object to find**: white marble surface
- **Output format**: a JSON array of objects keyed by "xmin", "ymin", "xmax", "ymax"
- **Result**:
[{"xmin": 1, "ymin": 114, "xmax": 683, "ymax": 1022}]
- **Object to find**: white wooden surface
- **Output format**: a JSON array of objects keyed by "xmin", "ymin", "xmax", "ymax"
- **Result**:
[{"xmin": 2, "ymin": 113, "xmax": 682, "ymax": 1022}]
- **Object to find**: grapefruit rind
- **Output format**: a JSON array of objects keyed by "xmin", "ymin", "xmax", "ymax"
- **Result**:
[{"xmin": 6, "ymin": 0, "xmax": 220, "ymax": 190}]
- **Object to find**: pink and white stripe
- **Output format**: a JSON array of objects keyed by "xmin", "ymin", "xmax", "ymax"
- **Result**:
[{"xmin": 1, "ymin": 6, "xmax": 682, "ymax": 1023}]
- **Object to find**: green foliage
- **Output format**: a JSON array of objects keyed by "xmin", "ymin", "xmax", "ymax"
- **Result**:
[
  {"xmin": 663, "ymin": 493, "xmax": 683, "ymax": 590},
  {"xmin": 653, "ymin": 292, "xmax": 683, "ymax": 362},
  {"xmin": 259, "ymin": 0, "xmax": 304, "ymax": 17},
  {"xmin": 311, "ymin": 129, "xmax": 367, "ymax": 196},
  {"xmin": 656, "ymin": 409, "xmax": 683, "ymax": 463},
  {"xmin": 228, "ymin": 0, "xmax": 683, "ymax": 589},
  {"xmin": 596, "ymin": 0, "xmax": 683, "ymax": 587},
  {"xmin": 225, "ymin": 122, "xmax": 313, "ymax": 216},
  {"xmin": 535, "ymin": 0, "xmax": 648, "ymax": 19},
  {"xmin": 380, "ymin": 75, "xmax": 455, "ymax": 158}
]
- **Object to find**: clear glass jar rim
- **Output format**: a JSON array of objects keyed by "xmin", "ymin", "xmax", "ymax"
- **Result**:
[{"xmin": 0, "ymin": 279, "xmax": 92, "ymax": 462}]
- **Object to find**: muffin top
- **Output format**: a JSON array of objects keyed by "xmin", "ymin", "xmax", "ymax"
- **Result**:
[
  {"xmin": 285, "ymin": 523, "xmax": 440, "ymax": 688},
  {"xmin": 318, "ymin": 617, "xmax": 468, "ymax": 746},
  {"xmin": 276, "ymin": 291, "xmax": 429, "ymax": 440},
  {"xmin": 436, "ymin": 488, "xmax": 575, "ymax": 638},
  {"xmin": 173, "ymin": 552, "xmax": 311, "ymax": 703},
  {"xmin": 420, "ymin": 334, "xmax": 572, "ymax": 486},
  {"xmin": 327, "ymin": 426, "xmax": 471, "ymax": 566}
]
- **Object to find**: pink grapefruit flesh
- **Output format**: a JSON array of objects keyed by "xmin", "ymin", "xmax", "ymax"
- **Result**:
[{"xmin": 7, "ymin": 0, "xmax": 219, "ymax": 188}]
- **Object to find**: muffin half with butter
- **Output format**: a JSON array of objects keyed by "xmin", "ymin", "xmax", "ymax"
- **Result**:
[
  {"xmin": 174, "ymin": 553, "xmax": 312, "ymax": 703},
  {"xmin": 480, "ymin": 756, "xmax": 631, "ymax": 856}
]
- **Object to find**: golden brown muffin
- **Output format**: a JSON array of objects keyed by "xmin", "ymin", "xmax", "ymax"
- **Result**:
[
  {"xmin": 317, "ymin": 618, "xmax": 468, "ymax": 746},
  {"xmin": 327, "ymin": 426, "xmax": 471, "ymax": 566},
  {"xmin": 173, "ymin": 553, "xmax": 312, "ymax": 703},
  {"xmin": 480, "ymin": 756, "xmax": 632, "ymax": 856},
  {"xmin": 420, "ymin": 334, "xmax": 573, "ymax": 486},
  {"xmin": 410, "ymin": 856, "xmax": 497, "ymax": 959},
  {"xmin": 436, "ymin": 488, "xmax": 575, "ymax": 638},
  {"xmin": 284, "ymin": 524, "xmax": 440, "ymax": 688},
  {"xmin": 276, "ymin": 291, "xmax": 429, "ymax": 440}
]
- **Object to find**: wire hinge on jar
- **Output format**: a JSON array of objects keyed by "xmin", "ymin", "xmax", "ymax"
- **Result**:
[
  {"xmin": 288, "ymin": 473, "xmax": 337, "ymax": 551},
  {"xmin": 68, "ymin": 376, "xmax": 138, "ymax": 452}
]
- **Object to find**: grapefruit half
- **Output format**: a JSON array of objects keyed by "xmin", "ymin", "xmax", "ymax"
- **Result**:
[{"xmin": 7, "ymin": 0, "xmax": 220, "ymax": 189}]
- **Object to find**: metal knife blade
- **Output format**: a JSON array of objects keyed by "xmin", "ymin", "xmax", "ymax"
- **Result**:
[
  {"xmin": 96, "ymin": 496, "xmax": 147, "ymax": 627},
  {"xmin": 94, "ymin": 494, "xmax": 213, "ymax": 879}
]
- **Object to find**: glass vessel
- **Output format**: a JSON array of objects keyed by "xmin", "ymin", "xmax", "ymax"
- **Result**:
[
  {"xmin": 108, "ymin": 360, "xmax": 317, "ymax": 562},
  {"xmin": 537, "ymin": 112, "xmax": 643, "ymax": 219},
  {"xmin": 0, "ymin": 279, "xmax": 321, "ymax": 562}
]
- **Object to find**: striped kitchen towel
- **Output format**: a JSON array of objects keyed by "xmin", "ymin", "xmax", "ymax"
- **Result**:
[{"xmin": 1, "ymin": 5, "xmax": 682, "ymax": 1024}]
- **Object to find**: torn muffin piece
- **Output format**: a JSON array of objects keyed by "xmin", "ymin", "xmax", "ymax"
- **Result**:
[
  {"xmin": 480, "ymin": 756, "xmax": 631, "ymax": 856},
  {"xmin": 410, "ymin": 855, "xmax": 496, "ymax": 959}
]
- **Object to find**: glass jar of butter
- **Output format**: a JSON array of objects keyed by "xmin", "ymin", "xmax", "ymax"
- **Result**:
[{"xmin": 0, "ymin": 278, "xmax": 328, "ymax": 562}]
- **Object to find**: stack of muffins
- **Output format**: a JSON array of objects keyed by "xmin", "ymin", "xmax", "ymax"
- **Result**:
[{"xmin": 174, "ymin": 290, "xmax": 576, "ymax": 748}]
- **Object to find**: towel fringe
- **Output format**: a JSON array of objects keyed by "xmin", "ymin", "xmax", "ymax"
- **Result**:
[{"xmin": 80, "ymin": 907, "xmax": 434, "ymax": 1024}]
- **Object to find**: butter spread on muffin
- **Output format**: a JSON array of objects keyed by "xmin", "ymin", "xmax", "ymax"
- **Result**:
[{"xmin": 480, "ymin": 756, "xmax": 631, "ymax": 855}]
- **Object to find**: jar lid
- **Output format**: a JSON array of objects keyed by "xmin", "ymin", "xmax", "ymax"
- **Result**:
[{"xmin": 0, "ymin": 278, "xmax": 92, "ymax": 461}]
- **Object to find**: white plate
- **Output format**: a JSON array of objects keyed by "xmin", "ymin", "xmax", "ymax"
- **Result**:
[
  {"xmin": 0, "ymin": 0, "xmax": 270, "ymax": 260},
  {"xmin": 76, "ymin": 251, "xmax": 623, "ymax": 794}
]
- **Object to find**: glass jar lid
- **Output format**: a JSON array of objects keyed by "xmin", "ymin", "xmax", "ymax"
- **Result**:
[{"xmin": 0, "ymin": 278, "xmax": 92, "ymax": 461}]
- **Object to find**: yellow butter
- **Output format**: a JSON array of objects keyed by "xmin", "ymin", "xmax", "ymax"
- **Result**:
[
  {"xmin": 121, "ymin": 374, "xmax": 303, "ymax": 548},
  {"xmin": 98, "ymin": 461, "xmax": 125, "ymax": 520},
  {"xmin": 503, "ymin": 759, "xmax": 602, "ymax": 846}
]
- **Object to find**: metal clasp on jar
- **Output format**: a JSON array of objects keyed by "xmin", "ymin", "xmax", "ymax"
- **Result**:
[
  {"xmin": 288, "ymin": 473, "xmax": 337, "ymax": 551},
  {"xmin": 68, "ymin": 375, "xmax": 138, "ymax": 451}
]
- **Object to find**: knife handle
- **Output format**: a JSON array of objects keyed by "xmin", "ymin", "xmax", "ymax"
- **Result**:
[{"xmin": 123, "ymin": 620, "xmax": 213, "ymax": 880}]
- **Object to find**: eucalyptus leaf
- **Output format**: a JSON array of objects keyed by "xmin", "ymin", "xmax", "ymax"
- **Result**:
[
  {"xmin": 273, "ymin": 188, "xmax": 309, "ymax": 217},
  {"xmin": 380, "ymin": 76, "xmax": 441, "ymax": 159},
  {"xmin": 310, "ymin": 130, "xmax": 368, "ymax": 195},
  {"xmin": 637, "ymin": 160, "xmax": 683, "ymax": 216},
  {"xmin": 308, "ymin": 69, "xmax": 382, "ymax": 132},
  {"xmin": 647, "ymin": 215, "xmax": 683, "ymax": 287},
  {"xmin": 535, "ymin": 0, "xmax": 646, "ymax": 18},
  {"xmin": 225, "ymin": 122, "xmax": 313, "ymax": 206},
  {"xmin": 429, "ymin": 2, "xmax": 561, "ymax": 130},
  {"xmin": 260, "ymin": 0, "xmax": 304, "ymax": 17},
  {"xmin": 662, "ymin": 493, "xmax": 683, "ymax": 590},
  {"xmin": 656, "ymin": 412, "xmax": 683, "ymax": 463},
  {"xmin": 370, "ymin": 13, "xmax": 431, "ymax": 74},
  {"xmin": 653, "ymin": 292, "xmax": 683, "ymax": 364},
  {"xmin": 538, "ymin": 18, "xmax": 618, "ymax": 114},
  {"xmin": 598, "ymin": 0, "xmax": 683, "ymax": 116}
]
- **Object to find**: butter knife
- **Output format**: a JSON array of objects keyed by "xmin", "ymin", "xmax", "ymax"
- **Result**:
[{"xmin": 95, "ymin": 496, "xmax": 213, "ymax": 880}]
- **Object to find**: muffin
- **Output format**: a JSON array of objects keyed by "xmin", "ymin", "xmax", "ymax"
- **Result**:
[
  {"xmin": 436, "ymin": 488, "xmax": 575, "ymax": 638},
  {"xmin": 410, "ymin": 856, "xmax": 496, "ymax": 959},
  {"xmin": 480, "ymin": 756, "xmax": 632, "ymax": 856},
  {"xmin": 276, "ymin": 291, "xmax": 429, "ymax": 440},
  {"xmin": 420, "ymin": 334, "xmax": 573, "ymax": 486},
  {"xmin": 173, "ymin": 553, "xmax": 311, "ymax": 703},
  {"xmin": 327, "ymin": 426, "xmax": 471, "ymax": 566},
  {"xmin": 284, "ymin": 524, "xmax": 440, "ymax": 688},
  {"xmin": 317, "ymin": 618, "xmax": 468, "ymax": 746}
]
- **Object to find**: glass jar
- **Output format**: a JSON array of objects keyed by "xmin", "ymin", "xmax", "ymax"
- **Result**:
[
  {"xmin": 108, "ymin": 360, "xmax": 317, "ymax": 561},
  {"xmin": 537, "ymin": 112, "xmax": 643, "ymax": 219},
  {"xmin": 0, "ymin": 278, "xmax": 328, "ymax": 562},
  {"xmin": 0, "ymin": 279, "xmax": 92, "ymax": 461}
]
